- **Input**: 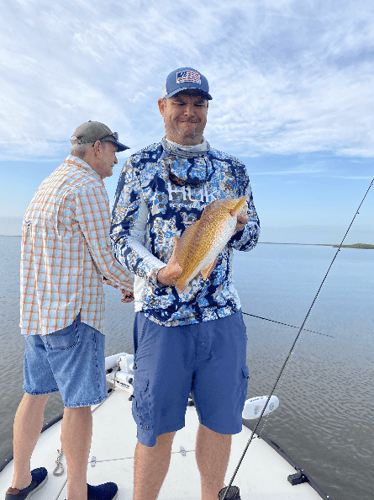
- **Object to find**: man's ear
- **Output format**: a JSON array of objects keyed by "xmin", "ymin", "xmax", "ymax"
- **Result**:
[
  {"xmin": 158, "ymin": 98, "xmax": 166, "ymax": 117},
  {"xmin": 92, "ymin": 140, "xmax": 102, "ymax": 156}
]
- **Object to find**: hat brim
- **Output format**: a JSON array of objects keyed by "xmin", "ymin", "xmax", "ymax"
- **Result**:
[
  {"xmin": 164, "ymin": 87, "xmax": 213, "ymax": 100},
  {"xmin": 104, "ymin": 139, "xmax": 130, "ymax": 152}
]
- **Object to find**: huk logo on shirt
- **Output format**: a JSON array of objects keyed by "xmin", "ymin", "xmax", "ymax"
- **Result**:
[{"xmin": 167, "ymin": 181, "xmax": 217, "ymax": 204}]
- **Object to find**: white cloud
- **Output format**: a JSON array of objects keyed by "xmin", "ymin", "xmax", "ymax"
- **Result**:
[{"xmin": 0, "ymin": 0, "xmax": 373, "ymax": 160}]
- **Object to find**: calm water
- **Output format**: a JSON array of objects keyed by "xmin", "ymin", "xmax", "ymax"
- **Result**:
[{"xmin": 0, "ymin": 236, "xmax": 373, "ymax": 500}]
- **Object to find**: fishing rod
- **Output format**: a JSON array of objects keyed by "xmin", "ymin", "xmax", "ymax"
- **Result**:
[
  {"xmin": 219, "ymin": 178, "xmax": 374, "ymax": 500},
  {"xmin": 242, "ymin": 311, "xmax": 333, "ymax": 338}
]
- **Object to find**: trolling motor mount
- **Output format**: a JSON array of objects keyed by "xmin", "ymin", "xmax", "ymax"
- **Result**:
[{"xmin": 218, "ymin": 485, "xmax": 241, "ymax": 499}]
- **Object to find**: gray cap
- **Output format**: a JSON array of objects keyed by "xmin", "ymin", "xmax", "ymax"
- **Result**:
[{"xmin": 71, "ymin": 121, "xmax": 129, "ymax": 152}]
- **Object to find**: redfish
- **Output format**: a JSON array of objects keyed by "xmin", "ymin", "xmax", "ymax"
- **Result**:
[{"xmin": 174, "ymin": 196, "xmax": 247, "ymax": 292}]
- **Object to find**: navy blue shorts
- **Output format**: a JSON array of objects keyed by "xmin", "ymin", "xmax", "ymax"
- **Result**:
[
  {"xmin": 23, "ymin": 314, "xmax": 107, "ymax": 408},
  {"xmin": 132, "ymin": 310, "xmax": 249, "ymax": 447}
]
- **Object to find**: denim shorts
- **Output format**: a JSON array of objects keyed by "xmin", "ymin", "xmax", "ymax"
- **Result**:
[
  {"xmin": 23, "ymin": 314, "xmax": 107, "ymax": 408},
  {"xmin": 132, "ymin": 310, "xmax": 249, "ymax": 447}
]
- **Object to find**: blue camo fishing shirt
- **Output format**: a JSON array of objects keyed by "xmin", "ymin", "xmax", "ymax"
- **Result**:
[{"xmin": 110, "ymin": 140, "xmax": 260, "ymax": 327}]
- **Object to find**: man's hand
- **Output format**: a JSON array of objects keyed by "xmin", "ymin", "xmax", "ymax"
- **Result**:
[
  {"xmin": 234, "ymin": 213, "xmax": 248, "ymax": 233},
  {"xmin": 157, "ymin": 237, "xmax": 183, "ymax": 286},
  {"xmin": 121, "ymin": 289, "xmax": 134, "ymax": 303}
]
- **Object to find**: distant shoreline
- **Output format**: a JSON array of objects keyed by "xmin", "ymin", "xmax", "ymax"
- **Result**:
[
  {"xmin": 1, "ymin": 234, "xmax": 372, "ymax": 249},
  {"xmin": 259, "ymin": 242, "xmax": 374, "ymax": 249}
]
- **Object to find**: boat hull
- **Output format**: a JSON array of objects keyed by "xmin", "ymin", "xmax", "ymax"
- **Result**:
[{"xmin": 0, "ymin": 361, "xmax": 329, "ymax": 499}]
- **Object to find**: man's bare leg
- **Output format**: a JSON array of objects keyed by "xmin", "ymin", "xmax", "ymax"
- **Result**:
[
  {"xmin": 133, "ymin": 431, "xmax": 176, "ymax": 500},
  {"xmin": 196, "ymin": 424, "xmax": 231, "ymax": 500},
  {"xmin": 11, "ymin": 393, "xmax": 50, "ymax": 489},
  {"xmin": 61, "ymin": 406, "xmax": 92, "ymax": 500}
]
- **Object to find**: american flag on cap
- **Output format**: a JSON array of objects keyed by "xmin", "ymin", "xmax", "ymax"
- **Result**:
[
  {"xmin": 176, "ymin": 70, "xmax": 201, "ymax": 84},
  {"xmin": 162, "ymin": 67, "xmax": 213, "ymax": 100}
]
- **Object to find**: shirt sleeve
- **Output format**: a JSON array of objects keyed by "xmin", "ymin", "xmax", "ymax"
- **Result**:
[
  {"xmin": 74, "ymin": 184, "xmax": 134, "ymax": 291},
  {"xmin": 110, "ymin": 158, "xmax": 166, "ymax": 283},
  {"xmin": 227, "ymin": 161, "xmax": 261, "ymax": 251}
]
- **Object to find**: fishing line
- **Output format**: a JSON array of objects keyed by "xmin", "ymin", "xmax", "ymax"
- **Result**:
[
  {"xmin": 220, "ymin": 178, "xmax": 374, "ymax": 500},
  {"xmin": 242, "ymin": 311, "xmax": 333, "ymax": 338}
]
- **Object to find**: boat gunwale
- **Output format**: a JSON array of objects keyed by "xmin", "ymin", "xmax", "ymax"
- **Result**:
[
  {"xmin": 242, "ymin": 419, "xmax": 331, "ymax": 500},
  {"xmin": 1, "ymin": 388, "xmax": 330, "ymax": 500}
]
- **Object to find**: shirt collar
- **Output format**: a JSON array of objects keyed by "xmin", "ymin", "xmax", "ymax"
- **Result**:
[
  {"xmin": 161, "ymin": 137, "xmax": 210, "ymax": 158},
  {"xmin": 64, "ymin": 155, "xmax": 104, "ymax": 184}
]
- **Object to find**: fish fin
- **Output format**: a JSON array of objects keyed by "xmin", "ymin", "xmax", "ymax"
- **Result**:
[
  {"xmin": 174, "ymin": 221, "xmax": 201, "ymax": 267},
  {"xmin": 230, "ymin": 196, "xmax": 248, "ymax": 216},
  {"xmin": 200, "ymin": 258, "xmax": 218, "ymax": 280}
]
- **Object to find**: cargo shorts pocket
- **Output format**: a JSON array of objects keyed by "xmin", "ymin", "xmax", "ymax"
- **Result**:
[
  {"xmin": 239, "ymin": 365, "xmax": 250, "ymax": 410},
  {"xmin": 132, "ymin": 376, "xmax": 153, "ymax": 432}
]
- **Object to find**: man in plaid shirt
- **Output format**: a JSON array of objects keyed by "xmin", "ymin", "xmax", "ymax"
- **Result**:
[{"xmin": 6, "ymin": 122, "xmax": 133, "ymax": 500}]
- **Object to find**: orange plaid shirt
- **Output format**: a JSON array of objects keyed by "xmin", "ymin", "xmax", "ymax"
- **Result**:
[{"xmin": 20, "ymin": 156, "xmax": 133, "ymax": 335}]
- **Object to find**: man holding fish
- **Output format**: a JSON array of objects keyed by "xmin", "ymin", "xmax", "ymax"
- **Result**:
[{"xmin": 111, "ymin": 67, "xmax": 260, "ymax": 500}]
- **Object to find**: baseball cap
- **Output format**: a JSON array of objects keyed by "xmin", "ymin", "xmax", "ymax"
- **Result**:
[
  {"xmin": 71, "ymin": 121, "xmax": 129, "ymax": 152},
  {"xmin": 161, "ymin": 67, "xmax": 213, "ymax": 100}
]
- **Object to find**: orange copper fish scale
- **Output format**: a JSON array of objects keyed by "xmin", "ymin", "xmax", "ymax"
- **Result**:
[{"xmin": 174, "ymin": 196, "xmax": 247, "ymax": 291}]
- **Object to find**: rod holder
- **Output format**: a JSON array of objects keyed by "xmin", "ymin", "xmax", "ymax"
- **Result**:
[{"xmin": 288, "ymin": 469, "xmax": 309, "ymax": 486}]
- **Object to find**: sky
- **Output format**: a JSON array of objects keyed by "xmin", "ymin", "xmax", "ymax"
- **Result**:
[{"xmin": 0, "ymin": 0, "xmax": 373, "ymax": 244}]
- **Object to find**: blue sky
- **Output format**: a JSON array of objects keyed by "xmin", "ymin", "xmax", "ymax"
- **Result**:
[{"xmin": 0, "ymin": 0, "xmax": 373, "ymax": 243}]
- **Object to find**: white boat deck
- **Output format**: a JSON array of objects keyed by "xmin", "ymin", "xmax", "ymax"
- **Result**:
[{"xmin": 0, "ymin": 387, "xmax": 327, "ymax": 500}]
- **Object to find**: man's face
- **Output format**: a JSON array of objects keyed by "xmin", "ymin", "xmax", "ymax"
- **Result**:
[
  {"xmin": 96, "ymin": 142, "xmax": 118, "ymax": 179},
  {"xmin": 158, "ymin": 91, "xmax": 209, "ymax": 146}
]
